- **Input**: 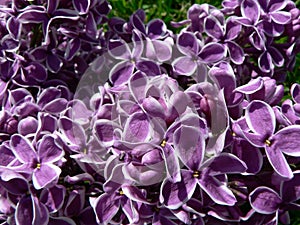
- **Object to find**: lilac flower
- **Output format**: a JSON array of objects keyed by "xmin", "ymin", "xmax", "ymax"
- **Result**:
[
  {"xmin": 258, "ymin": 0, "xmax": 292, "ymax": 37},
  {"xmin": 160, "ymin": 153, "xmax": 247, "ymax": 209},
  {"xmin": 10, "ymin": 134, "xmax": 64, "ymax": 189},
  {"xmin": 238, "ymin": 100, "xmax": 300, "ymax": 178},
  {"xmin": 204, "ymin": 15, "xmax": 244, "ymax": 64},
  {"xmin": 172, "ymin": 31, "xmax": 225, "ymax": 80}
]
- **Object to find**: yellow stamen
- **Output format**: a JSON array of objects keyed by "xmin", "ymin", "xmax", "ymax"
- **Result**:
[
  {"xmin": 265, "ymin": 139, "xmax": 271, "ymax": 146},
  {"xmin": 193, "ymin": 171, "xmax": 200, "ymax": 178},
  {"xmin": 83, "ymin": 148, "xmax": 87, "ymax": 154},
  {"xmin": 36, "ymin": 163, "xmax": 41, "ymax": 169},
  {"xmin": 160, "ymin": 140, "xmax": 167, "ymax": 147},
  {"xmin": 119, "ymin": 189, "xmax": 124, "ymax": 195},
  {"xmin": 232, "ymin": 132, "xmax": 236, "ymax": 137}
]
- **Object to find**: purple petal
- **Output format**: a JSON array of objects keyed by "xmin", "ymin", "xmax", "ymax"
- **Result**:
[
  {"xmin": 265, "ymin": 145, "xmax": 293, "ymax": 179},
  {"xmin": 32, "ymin": 164, "xmax": 61, "ymax": 189},
  {"xmin": 198, "ymin": 171, "xmax": 237, "ymax": 206},
  {"xmin": 245, "ymin": 100, "xmax": 275, "ymax": 137},
  {"xmin": 199, "ymin": 43, "xmax": 225, "ymax": 63},
  {"xmin": 235, "ymin": 78, "xmax": 263, "ymax": 94},
  {"xmin": 123, "ymin": 112, "xmax": 151, "ymax": 143},
  {"xmin": 227, "ymin": 41, "xmax": 245, "ymax": 65},
  {"xmin": 271, "ymin": 125, "xmax": 300, "ymax": 157},
  {"xmin": 16, "ymin": 196, "xmax": 49, "ymax": 225},
  {"xmin": 43, "ymin": 98, "xmax": 68, "ymax": 114},
  {"xmin": 146, "ymin": 39, "xmax": 172, "ymax": 62},
  {"xmin": 173, "ymin": 56, "xmax": 197, "ymax": 76},
  {"xmin": 142, "ymin": 96, "xmax": 165, "ymax": 119},
  {"xmin": 109, "ymin": 61, "xmax": 135, "ymax": 86},
  {"xmin": 18, "ymin": 117, "xmax": 38, "ymax": 136},
  {"xmin": 268, "ymin": 46, "xmax": 284, "ymax": 67},
  {"xmin": 249, "ymin": 187, "xmax": 282, "ymax": 214},
  {"xmin": 122, "ymin": 185, "xmax": 148, "ymax": 203},
  {"xmin": 93, "ymin": 193, "xmax": 120, "ymax": 224},
  {"xmin": 108, "ymin": 40, "xmax": 131, "ymax": 60},
  {"xmin": 73, "ymin": 0, "xmax": 90, "ymax": 14},
  {"xmin": 18, "ymin": 8, "xmax": 48, "ymax": 24},
  {"xmin": 46, "ymin": 53, "xmax": 63, "ymax": 73},
  {"xmin": 269, "ymin": 0, "xmax": 288, "ymax": 11},
  {"xmin": 132, "ymin": 30, "xmax": 143, "ymax": 59},
  {"xmin": 7, "ymin": 17, "xmax": 21, "ymax": 40},
  {"xmin": 177, "ymin": 31, "xmax": 199, "ymax": 56},
  {"xmin": 204, "ymin": 16, "xmax": 224, "ymax": 39},
  {"xmin": 161, "ymin": 143, "xmax": 181, "ymax": 183},
  {"xmin": 64, "ymin": 189, "xmax": 85, "ymax": 216},
  {"xmin": 59, "ymin": 117, "xmax": 86, "ymax": 148},
  {"xmin": 38, "ymin": 135, "xmax": 64, "ymax": 163},
  {"xmin": 65, "ymin": 38, "xmax": 81, "ymax": 61},
  {"xmin": 203, "ymin": 153, "xmax": 247, "ymax": 175},
  {"xmin": 121, "ymin": 198, "xmax": 139, "ymax": 224},
  {"xmin": 147, "ymin": 19, "xmax": 166, "ymax": 39},
  {"xmin": 37, "ymin": 87, "xmax": 61, "ymax": 107},
  {"xmin": 24, "ymin": 62, "xmax": 47, "ymax": 82},
  {"xmin": 130, "ymin": 13, "xmax": 146, "ymax": 34},
  {"xmin": 40, "ymin": 185, "xmax": 66, "ymax": 213},
  {"xmin": 241, "ymin": 0, "xmax": 260, "ymax": 24},
  {"xmin": 15, "ymin": 196, "xmax": 34, "ymax": 225},
  {"xmin": 232, "ymin": 139, "xmax": 263, "ymax": 174},
  {"xmin": 0, "ymin": 170, "xmax": 29, "ymax": 195},
  {"xmin": 94, "ymin": 119, "xmax": 120, "ymax": 145},
  {"xmin": 258, "ymin": 51, "xmax": 274, "ymax": 73},
  {"xmin": 136, "ymin": 60, "xmax": 161, "ymax": 76},
  {"xmin": 129, "ymin": 71, "xmax": 148, "ymax": 103},
  {"xmin": 173, "ymin": 125, "xmax": 205, "ymax": 171},
  {"xmin": 291, "ymin": 83, "xmax": 300, "ymax": 103},
  {"xmin": 160, "ymin": 170, "xmax": 197, "ymax": 209},
  {"xmin": 281, "ymin": 172, "xmax": 300, "ymax": 202},
  {"xmin": 249, "ymin": 29, "xmax": 265, "ymax": 50},
  {"xmin": 270, "ymin": 11, "xmax": 291, "ymax": 24},
  {"xmin": 10, "ymin": 134, "xmax": 37, "ymax": 163},
  {"xmin": 225, "ymin": 18, "xmax": 241, "ymax": 40}
]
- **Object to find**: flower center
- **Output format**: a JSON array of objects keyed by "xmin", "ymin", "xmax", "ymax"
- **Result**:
[
  {"xmin": 265, "ymin": 139, "xmax": 271, "ymax": 146},
  {"xmin": 193, "ymin": 171, "xmax": 200, "ymax": 178},
  {"xmin": 36, "ymin": 163, "xmax": 41, "ymax": 169},
  {"xmin": 160, "ymin": 139, "xmax": 167, "ymax": 147},
  {"xmin": 119, "ymin": 189, "xmax": 124, "ymax": 195}
]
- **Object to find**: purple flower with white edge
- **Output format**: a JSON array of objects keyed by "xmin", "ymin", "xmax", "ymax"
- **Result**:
[
  {"xmin": 238, "ymin": 100, "xmax": 300, "ymax": 178},
  {"xmin": 172, "ymin": 31, "xmax": 225, "ymax": 81},
  {"xmin": 249, "ymin": 179, "xmax": 300, "ymax": 225},
  {"xmin": 160, "ymin": 153, "xmax": 247, "ymax": 209},
  {"xmin": 9, "ymin": 134, "xmax": 64, "ymax": 189},
  {"xmin": 258, "ymin": 0, "xmax": 292, "ymax": 37},
  {"xmin": 204, "ymin": 15, "xmax": 245, "ymax": 64}
]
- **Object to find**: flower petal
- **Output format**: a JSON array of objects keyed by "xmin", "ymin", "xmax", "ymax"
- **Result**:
[
  {"xmin": 227, "ymin": 41, "xmax": 245, "ymax": 65},
  {"xmin": 241, "ymin": 0, "xmax": 260, "ymax": 24},
  {"xmin": 177, "ymin": 31, "xmax": 199, "ymax": 56},
  {"xmin": 199, "ymin": 43, "xmax": 225, "ymax": 63},
  {"xmin": 271, "ymin": 125, "xmax": 300, "ymax": 157},
  {"xmin": 93, "ymin": 193, "xmax": 120, "ymax": 224},
  {"xmin": 32, "ymin": 164, "xmax": 61, "ymax": 189},
  {"xmin": 245, "ymin": 100, "xmax": 275, "ymax": 137},
  {"xmin": 204, "ymin": 15, "xmax": 224, "ymax": 40},
  {"xmin": 249, "ymin": 187, "xmax": 282, "ymax": 214},
  {"xmin": 10, "ymin": 134, "xmax": 37, "ymax": 164},
  {"xmin": 123, "ymin": 112, "xmax": 151, "ymax": 143},
  {"xmin": 172, "ymin": 56, "xmax": 197, "ymax": 76},
  {"xmin": 109, "ymin": 61, "xmax": 135, "ymax": 86},
  {"xmin": 38, "ymin": 135, "xmax": 64, "ymax": 163},
  {"xmin": 202, "ymin": 153, "xmax": 247, "ymax": 175},
  {"xmin": 198, "ymin": 171, "xmax": 236, "ymax": 206},
  {"xmin": 174, "ymin": 125, "xmax": 205, "ymax": 171},
  {"xmin": 265, "ymin": 145, "xmax": 293, "ymax": 179},
  {"xmin": 160, "ymin": 170, "xmax": 197, "ymax": 210}
]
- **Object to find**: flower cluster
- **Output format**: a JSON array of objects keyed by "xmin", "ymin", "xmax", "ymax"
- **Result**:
[{"xmin": 0, "ymin": 0, "xmax": 300, "ymax": 224}]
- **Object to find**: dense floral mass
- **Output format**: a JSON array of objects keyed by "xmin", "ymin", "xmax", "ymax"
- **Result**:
[{"xmin": 0, "ymin": 0, "xmax": 300, "ymax": 224}]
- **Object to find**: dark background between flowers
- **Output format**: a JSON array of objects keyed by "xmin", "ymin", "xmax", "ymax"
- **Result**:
[{"xmin": 109, "ymin": 0, "xmax": 300, "ymax": 224}]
